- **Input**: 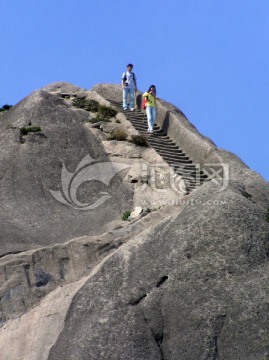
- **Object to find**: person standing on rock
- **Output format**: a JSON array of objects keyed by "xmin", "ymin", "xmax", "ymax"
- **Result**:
[
  {"xmin": 122, "ymin": 63, "xmax": 137, "ymax": 111},
  {"xmin": 143, "ymin": 85, "xmax": 157, "ymax": 133}
]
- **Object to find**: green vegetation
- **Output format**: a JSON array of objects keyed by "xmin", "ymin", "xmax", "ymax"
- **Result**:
[
  {"xmin": 88, "ymin": 115, "xmax": 111, "ymax": 124},
  {"xmin": 108, "ymin": 128, "xmax": 128, "ymax": 141},
  {"xmin": 90, "ymin": 113, "xmax": 111, "ymax": 123},
  {"xmin": 72, "ymin": 98, "xmax": 99, "ymax": 112},
  {"xmin": 0, "ymin": 104, "xmax": 12, "ymax": 112},
  {"xmin": 20, "ymin": 125, "xmax": 42, "ymax": 135},
  {"xmin": 73, "ymin": 98, "xmax": 118, "ymax": 122},
  {"xmin": 122, "ymin": 211, "xmax": 131, "ymax": 221},
  {"xmin": 98, "ymin": 105, "xmax": 117, "ymax": 120},
  {"xmin": 130, "ymin": 134, "xmax": 148, "ymax": 147}
]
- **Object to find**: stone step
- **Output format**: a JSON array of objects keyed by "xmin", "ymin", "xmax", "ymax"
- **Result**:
[
  {"xmin": 173, "ymin": 163, "xmax": 197, "ymax": 169},
  {"xmin": 126, "ymin": 113, "xmax": 146, "ymax": 118},
  {"xmin": 159, "ymin": 154, "xmax": 190, "ymax": 162},
  {"xmin": 128, "ymin": 119, "xmax": 146, "ymax": 124},
  {"xmin": 174, "ymin": 166, "xmax": 208, "ymax": 176},
  {"xmin": 146, "ymin": 137, "xmax": 175, "ymax": 145},
  {"xmin": 127, "ymin": 117, "xmax": 152, "ymax": 123},
  {"xmin": 106, "ymin": 98, "xmax": 208, "ymax": 194},
  {"xmin": 109, "ymin": 104, "xmax": 144, "ymax": 115},
  {"xmin": 184, "ymin": 184, "xmax": 198, "ymax": 191},
  {"xmin": 157, "ymin": 148, "xmax": 186, "ymax": 156},
  {"xmin": 175, "ymin": 171, "xmax": 199, "ymax": 177},
  {"xmin": 109, "ymin": 100, "xmax": 142, "ymax": 109},
  {"xmin": 162, "ymin": 158, "xmax": 191, "ymax": 166},
  {"xmin": 130, "ymin": 123, "xmax": 160, "ymax": 130},
  {"xmin": 168, "ymin": 161, "xmax": 195, "ymax": 167},
  {"xmin": 164, "ymin": 157, "xmax": 192, "ymax": 164},
  {"xmin": 126, "ymin": 117, "xmax": 146, "ymax": 122},
  {"xmin": 174, "ymin": 166, "xmax": 198, "ymax": 172},
  {"xmin": 127, "ymin": 119, "xmax": 147, "ymax": 125},
  {"xmin": 163, "ymin": 159, "xmax": 192, "ymax": 165},
  {"xmin": 146, "ymin": 134, "xmax": 173, "ymax": 141},
  {"xmin": 179, "ymin": 168, "xmax": 208, "ymax": 177},
  {"xmin": 152, "ymin": 130, "xmax": 167, "ymax": 136},
  {"xmin": 185, "ymin": 184, "xmax": 198, "ymax": 190},
  {"xmin": 157, "ymin": 151, "xmax": 185, "ymax": 158},
  {"xmin": 175, "ymin": 177, "xmax": 203, "ymax": 186},
  {"xmin": 181, "ymin": 176, "xmax": 208, "ymax": 185},
  {"xmin": 150, "ymin": 144, "xmax": 180, "ymax": 152},
  {"xmin": 182, "ymin": 174, "xmax": 208, "ymax": 181},
  {"xmin": 135, "ymin": 131, "xmax": 165, "ymax": 138},
  {"xmin": 152, "ymin": 148, "xmax": 182, "ymax": 156},
  {"xmin": 141, "ymin": 135, "xmax": 170, "ymax": 142},
  {"xmin": 149, "ymin": 143, "xmax": 178, "ymax": 150},
  {"xmin": 174, "ymin": 169, "xmax": 206, "ymax": 177},
  {"xmin": 149, "ymin": 144, "xmax": 180, "ymax": 151},
  {"xmin": 142, "ymin": 132, "xmax": 169, "ymax": 139},
  {"xmin": 144, "ymin": 129, "xmax": 166, "ymax": 135},
  {"xmin": 133, "ymin": 122, "xmax": 156, "ymax": 130}
]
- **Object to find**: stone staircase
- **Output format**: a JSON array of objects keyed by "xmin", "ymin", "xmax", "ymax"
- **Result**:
[{"xmin": 108, "ymin": 100, "xmax": 208, "ymax": 193}]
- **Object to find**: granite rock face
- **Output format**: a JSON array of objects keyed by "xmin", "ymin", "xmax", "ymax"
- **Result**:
[
  {"xmin": 0, "ymin": 86, "xmax": 133, "ymax": 256},
  {"xmin": 0, "ymin": 82, "xmax": 269, "ymax": 360},
  {"xmin": 47, "ymin": 180, "xmax": 269, "ymax": 360}
]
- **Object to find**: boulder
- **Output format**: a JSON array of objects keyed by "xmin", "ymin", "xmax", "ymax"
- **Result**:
[
  {"xmin": 128, "ymin": 206, "xmax": 143, "ymax": 221},
  {"xmin": 0, "ymin": 87, "xmax": 133, "ymax": 256},
  {"xmin": 47, "ymin": 181, "xmax": 269, "ymax": 360},
  {"xmin": 0, "ymin": 82, "xmax": 269, "ymax": 360}
]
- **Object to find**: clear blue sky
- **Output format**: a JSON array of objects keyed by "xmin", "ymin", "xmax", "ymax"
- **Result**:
[{"xmin": 1, "ymin": 0, "xmax": 268, "ymax": 181}]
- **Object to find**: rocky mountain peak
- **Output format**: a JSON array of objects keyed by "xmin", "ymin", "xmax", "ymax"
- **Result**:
[{"xmin": 0, "ymin": 82, "xmax": 269, "ymax": 360}]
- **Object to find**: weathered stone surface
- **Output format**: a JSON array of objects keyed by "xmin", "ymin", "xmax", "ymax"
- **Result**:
[
  {"xmin": 99, "ymin": 122, "xmax": 121, "ymax": 133},
  {"xmin": 93, "ymin": 84, "xmax": 269, "ymax": 208},
  {"xmin": 101, "ymin": 140, "xmax": 186, "ymax": 207},
  {"xmin": 0, "ymin": 82, "xmax": 269, "ymax": 360},
  {"xmin": 92, "ymin": 83, "xmax": 123, "ymax": 103},
  {"xmin": 128, "ymin": 206, "xmax": 143, "ymax": 221},
  {"xmin": 0, "ymin": 87, "xmax": 133, "ymax": 256},
  {"xmin": 0, "ymin": 276, "xmax": 89, "ymax": 360},
  {"xmin": 0, "ymin": 206, "xmax": 178, "ymax": 351},
  {"xmin": 42, "ymin": 82, "xmax": 85, "ymax": 95},
  {"xmin": 46, "ymin": 180, "xmax": 269, "ymax": 360}
]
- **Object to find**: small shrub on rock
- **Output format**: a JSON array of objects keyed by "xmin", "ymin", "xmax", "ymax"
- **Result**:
[
  {"xmin": 130, "ymin": 134, "xmax": 148, "ymax": 147},
  {"xmin": 73, "ymin": 99, "xmax": 118, "ymax": 122},
  {"xmin": 109, "ymin": 128, "xmax": 128, "ymax": 141},
  {"xmin": 98, "ymin": 105, "xmax": 117, "ymax": 120},
  {"xmin": 87, "ymin": 118, "xmax": 101, "ymax": 124},
  {"xmin": 73, "ymin": 98, "xmax": 99, "ymax": 112},
  {"xmin": 0, "ymin": 104, "xmax": 12, "ymax": 112},
  {"xmin": 93, "ymin": 113, "xmax": 112, "ymax": 123},
  {"xmin": 20, "ymin": 125, "xmax": 42, "ymax": 135},
  {"xmin": 122, "ymin": 211, "xmax": 131, "ymax": 221}
]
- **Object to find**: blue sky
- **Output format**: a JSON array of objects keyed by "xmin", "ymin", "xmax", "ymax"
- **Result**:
[{"xmin": 1, "ymin": 0, "xmax": 268, "ymax": 181}]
